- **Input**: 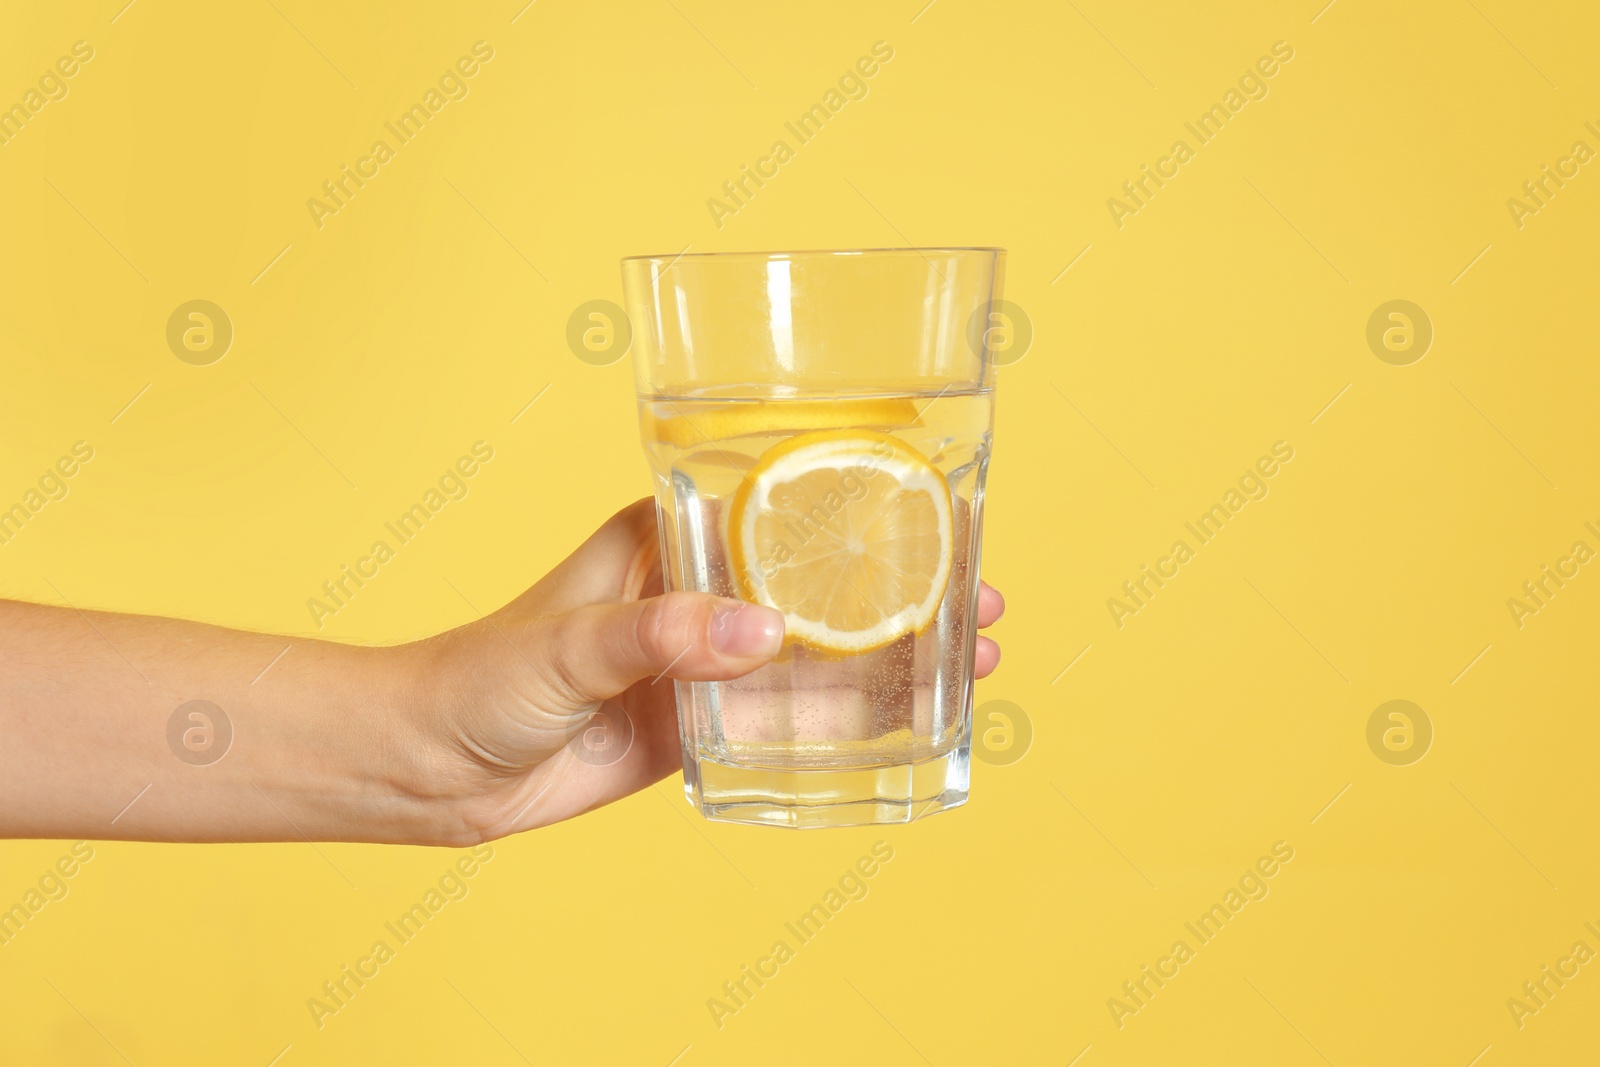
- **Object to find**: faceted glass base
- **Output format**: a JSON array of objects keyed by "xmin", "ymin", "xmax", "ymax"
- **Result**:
[{"xmin": 681, "ymin": 746, "xmax": 970, "ymax": 829}]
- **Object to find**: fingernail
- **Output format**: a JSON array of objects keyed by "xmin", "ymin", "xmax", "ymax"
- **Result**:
[{"xmin": 710, "ymin": 601, "xmax": 785, "ymax": 658}]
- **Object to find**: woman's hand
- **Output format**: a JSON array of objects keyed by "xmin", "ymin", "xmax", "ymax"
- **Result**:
[{"xmin": 410, "ymin": 499, "xmax": 1007, "ymax": 843}]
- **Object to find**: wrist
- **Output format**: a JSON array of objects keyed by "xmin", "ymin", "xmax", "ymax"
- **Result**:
[
  {"xmin": 260, "ymin": 638, "xmax": 484, "ymax": 848},
  {"xmin": 365, "ymin": 636, "xmax": 493, "ymax": 847}
]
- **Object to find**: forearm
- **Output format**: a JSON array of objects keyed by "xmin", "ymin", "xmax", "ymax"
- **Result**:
[{"xmin": 0, "ymin": 599, "xmax": 463, "ymax": 845}]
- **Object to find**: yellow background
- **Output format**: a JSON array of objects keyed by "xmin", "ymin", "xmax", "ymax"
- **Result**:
[{"xmin": 2, "ymin": 0, "xmax": 1598, "ymax": 1063}]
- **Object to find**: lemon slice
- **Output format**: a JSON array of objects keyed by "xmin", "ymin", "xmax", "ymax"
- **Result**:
[
  {"xmin": 728, "ymin": 429, "xmax": 954, "ymax": 654},
  {"xmin": 646, "ymin": 398, "xmax": 920, "ymax": 448}
]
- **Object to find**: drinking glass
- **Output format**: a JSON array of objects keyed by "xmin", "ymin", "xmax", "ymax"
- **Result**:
[{"xmin": 621, "ymin": 248, "xmax": 1003, "ymax": 827}]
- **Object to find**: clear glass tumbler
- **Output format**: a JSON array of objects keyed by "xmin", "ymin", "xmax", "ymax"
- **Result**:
[{"xmin": 621, "ymin": 248, "xmax": 1003, "ymax": 827}]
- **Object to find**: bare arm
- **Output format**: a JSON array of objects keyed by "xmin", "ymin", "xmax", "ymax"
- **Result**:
[
  {"xmin": 0, "ymin": 500, "xmax": 1004, "ymax": 845},
  {"xmin": 0, "ymin": 598, "xmax": 444, "ymax": 843}
]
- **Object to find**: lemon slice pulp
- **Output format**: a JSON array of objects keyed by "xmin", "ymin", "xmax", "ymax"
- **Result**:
[
  {"xmin": 645, "ymin": 397, "xmax": 920, "ymax": 448},
  {"xmin": 728, "ymin": 429, "xmax": 954, "ymax": 654}
]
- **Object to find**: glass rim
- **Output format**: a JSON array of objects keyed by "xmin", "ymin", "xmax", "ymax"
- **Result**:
[{"xmin": 620, "ymin": 245, "xmax": 1004, "ymax": 265}]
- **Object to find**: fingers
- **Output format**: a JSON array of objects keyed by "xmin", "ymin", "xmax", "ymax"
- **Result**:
[
  {"xmin": 976, "ymin": 582, "xmax": 1003, "ymax": 676},
  {"xmin": 534, "ymin": 592, "xmax": 784, "ymax": 709},
  {"xmin": 975, "ymin": 635, "xmax": 1001, "ymax": 679},
  {"xmin": 977, "ymin": 582, "xmax": 1005, "ymax": 628}
]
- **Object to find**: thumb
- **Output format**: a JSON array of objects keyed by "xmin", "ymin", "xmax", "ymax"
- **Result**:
[{"xmin": 536, "ymin": 592, "xmax": 785, "ymax": 708}]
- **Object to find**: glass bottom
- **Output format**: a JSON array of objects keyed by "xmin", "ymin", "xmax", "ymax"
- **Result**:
[{"xmin": 681, "ymin": 744, "xmax": 970, "ymax": 828}]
